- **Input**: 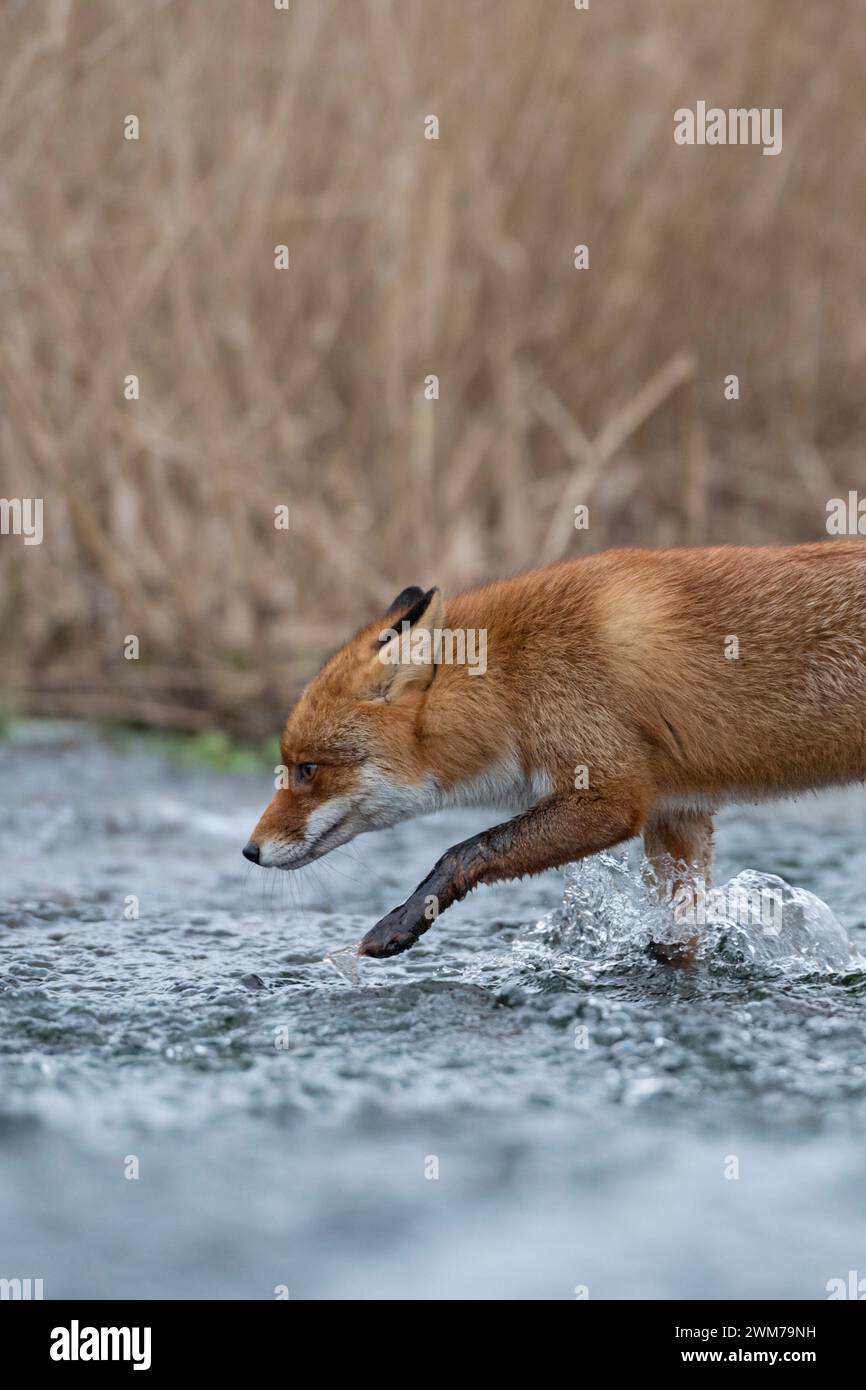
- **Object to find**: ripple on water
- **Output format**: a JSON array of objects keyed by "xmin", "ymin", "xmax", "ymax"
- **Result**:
[{"xmin": 3, "ymin": 734, "xmax": 866, "ymax": 1297}]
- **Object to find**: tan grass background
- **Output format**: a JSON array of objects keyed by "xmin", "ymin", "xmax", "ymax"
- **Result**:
[{"xmin": 2, "ymin": 0, "xmax": 865, "ymax": 735}]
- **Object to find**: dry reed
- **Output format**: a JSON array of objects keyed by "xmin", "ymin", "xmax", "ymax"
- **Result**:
[{"xmin": 1, "ymin": 0, "xmax": 865, "ymax": 735}]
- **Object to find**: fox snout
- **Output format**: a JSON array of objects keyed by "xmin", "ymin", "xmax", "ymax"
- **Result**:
[
  {"xmin": 244, "ymin": 788, "xmax": 310, "ymax": 869},
  {"xmin": 244, "ymin": 789, "xmax": 358, "ymax": 871}
]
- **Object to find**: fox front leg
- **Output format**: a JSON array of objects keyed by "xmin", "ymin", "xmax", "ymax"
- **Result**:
[{"xmin": 358, "ymin": 784, "xmax": 649, "ymax": 959}]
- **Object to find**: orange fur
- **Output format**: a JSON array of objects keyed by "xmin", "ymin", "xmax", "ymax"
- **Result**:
[{"xmin": 246, "ymin": 542, "xmax": 866, "ymax": 959}]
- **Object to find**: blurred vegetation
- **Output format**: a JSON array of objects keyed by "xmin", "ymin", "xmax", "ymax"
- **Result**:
[
  {"xmin": 0, "ymin": 714, "xmax": 280, "ymax": 771},
  {"xmin": 1, "ymin": 0, "xmax": 865, "ymax": 736},
  {"xmin": 113, "ymin": 728, "xmax": 282, "ymax": 773}
]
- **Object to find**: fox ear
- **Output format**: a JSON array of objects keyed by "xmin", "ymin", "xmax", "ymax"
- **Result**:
[
  {"xmin": 364, "ymin": 587, "xmax": 445, "ymax": 702},
  {"xmin": 385, "ymin": 586, "xmax": 426, "ymax": 619}
]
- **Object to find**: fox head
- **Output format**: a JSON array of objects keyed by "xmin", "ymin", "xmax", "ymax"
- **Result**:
[{"xmin": 243, "ymin": 585, "xmax": 447, "ymax": 869}]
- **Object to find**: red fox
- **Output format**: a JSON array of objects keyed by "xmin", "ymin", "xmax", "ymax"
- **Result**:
[{"xmin": 243, "ymin": 542, "xmax": 866, "ymax": 961}]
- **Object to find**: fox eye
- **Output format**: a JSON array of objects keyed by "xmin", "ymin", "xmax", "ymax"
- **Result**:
[{"xmin": 296, "ymin": 762, "xmax": 319, "ymax": 784}]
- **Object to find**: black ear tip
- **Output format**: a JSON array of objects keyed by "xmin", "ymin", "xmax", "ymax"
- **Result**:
[
  {"xmin": 386, "ymin": 585, "xmax": 425, "ymax": 617},
  {"xmin": 381, "ymin": 585, "xmax": 440, "ymax": 632}
]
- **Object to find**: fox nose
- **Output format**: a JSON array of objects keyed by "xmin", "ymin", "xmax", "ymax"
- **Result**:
[{"xmin": 242, "ymin": 841, "xmax": 260, "ymax": 864}]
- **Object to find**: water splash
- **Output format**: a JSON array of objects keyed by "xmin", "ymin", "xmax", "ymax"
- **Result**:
[
  {"xmin": 708, "ymin": 871, "xmax": 858, "ymax": 974},
  {"xmin": 324, "ymin": 942, "xmax": 365, "ymax": 986},
  {"xmin": 520, "ymin": 850, "xmax": 861, "ymax": 977}
]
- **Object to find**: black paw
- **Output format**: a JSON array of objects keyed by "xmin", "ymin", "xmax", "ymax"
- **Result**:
[{"xmin": 358, "ymin": 907, "xmax": 422, "ymax": 958}]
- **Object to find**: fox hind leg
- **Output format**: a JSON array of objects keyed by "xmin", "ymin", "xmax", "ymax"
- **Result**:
[{"xmin": 642, "ymin": 808, "xmax": 715, "ymax": 967}]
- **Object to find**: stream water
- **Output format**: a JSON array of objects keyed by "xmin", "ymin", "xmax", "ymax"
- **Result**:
[{"xmin": 1, "ymin": 722, "xmax": 865, "ymax": 1299}]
